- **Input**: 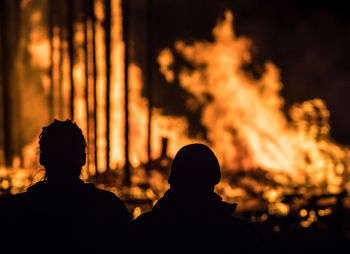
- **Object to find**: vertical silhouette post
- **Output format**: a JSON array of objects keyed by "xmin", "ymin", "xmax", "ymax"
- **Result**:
[
  {"xmin": 84, "ymin": 0, "xmax": 90, "ymax": 174},
  {"xmin": 48, "ymin": 0, "xmax": 54, "ymax": 119},
  {"xmin": 0, "ymin": 0, "xmax": 18, "ymax": 167},
  {"xmin": 122, "ymin": 0, "xmax": 130, "ymax": 185},
  {"xmin": 91, "ymin": 0, "xmax": 98, "ymax": 179},
  {"xmin": 67, "ymin": 0, "xmax": 74, "ymax": 120},
  {"xmin": 146, "ymin": 0, "xmax": 153, "ymax": 173},
  {"xmin": 58, "ymin": 0, "xmax": 64, "ymax": 119},
  {"xmin": 105, "ymin": 0, "xmax": 111, "ymax": 172}
]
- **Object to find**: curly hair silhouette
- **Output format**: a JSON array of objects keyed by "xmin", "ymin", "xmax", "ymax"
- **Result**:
[{"xmin": 39, "ymin": 119, "xmax": 86, "ymax": 181}]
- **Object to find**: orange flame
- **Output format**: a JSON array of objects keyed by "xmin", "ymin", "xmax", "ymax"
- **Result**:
[{"xmin": 158, "ymin": 11, "xmax": 350, "ymax": 197}]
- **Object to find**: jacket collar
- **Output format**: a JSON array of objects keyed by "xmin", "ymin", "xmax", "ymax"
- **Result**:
[{"xmin": 153, "ymin": 188, "xmax": 237, "ymax": 217}]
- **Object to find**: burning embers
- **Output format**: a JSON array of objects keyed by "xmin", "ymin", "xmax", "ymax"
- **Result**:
[
  {"xmin": 157, "ymin": 11, "xmax": 350, "ymax": 214},
  {"xmin": 1, "ymin": 4, "xmax": 350, "ymax": 224}
]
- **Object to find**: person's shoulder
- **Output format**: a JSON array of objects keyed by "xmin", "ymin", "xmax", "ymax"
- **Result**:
[
  {"xmin": 0, "ymin": 192, "xmax": 28, "ymax": 205},
  {"xmin": 80, "ymin": 182, "xmax": 114, "ymax": 199},
  {"xmin": 93, "ymin": 186, "xmax": 125, "ymax": 205},
  {"xmin": 132, "ymin": 211, "xmax": 153, "ymax": 224},
  {"xmin": 217, "ymin": 200, "xmax": 253, "ymax": 228},
  {"xmin": 92, "ymin": 186, "xmax": 131, "ymax": 219},
  {"xmin": 130, "ymin": 211, "xmax": 155, "ymax": 234},
  {"xmin": 2, "ymin": 191, "xmax": 27, "ymax": 199},
  {"xmin": 94, "ymin": 186, "xmax": 119, "ymax": 200},
  {"xmin": 0, "ymin": 194, "xmax": 12, "ymax": 207},
  {"xmin": 132, "ymin": 209, "xmax": 163, "ymax": 228},
  {"xmin": 227, "ymin": 213, "xmax": 253, "ymax": 226},
  {"xmin": 0, "ymin": 192, "xmax": 29, "ymax": 218},
  {"xmin": 229, "ymin": 214, "xmax": 252, "ymax": 225},
  {"xmin": 225, "ymin": 214, "xmax": 258, "ymax": 241}
]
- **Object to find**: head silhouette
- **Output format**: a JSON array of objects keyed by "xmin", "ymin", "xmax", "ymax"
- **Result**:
[
  {"xmin": 39, "ymin": 119, "xmax": 86, "ymax": 181},
  {"xmin": 168, "ymin": 143, "xmax": 221, "ymax": 191}
]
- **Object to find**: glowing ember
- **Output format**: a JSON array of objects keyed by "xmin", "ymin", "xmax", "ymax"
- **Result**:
[{"xmin": 1, "ymin": 2, "xmax": 350, "ymax": 221}]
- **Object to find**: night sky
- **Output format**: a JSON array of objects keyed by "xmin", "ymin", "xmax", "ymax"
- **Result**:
[{"xmin": 132, "ymin": 0, "xmax": 350, "ymax": 145}]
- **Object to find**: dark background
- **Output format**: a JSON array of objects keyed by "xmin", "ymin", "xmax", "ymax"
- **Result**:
[{"xmin": 130, "ymin": 0, "xmax": 350, "ymax": 145}]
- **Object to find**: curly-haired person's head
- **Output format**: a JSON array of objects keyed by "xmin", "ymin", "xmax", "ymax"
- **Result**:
[{"xmin": 39, "ymin": 119, "xmax": 86, "ymax": 181}]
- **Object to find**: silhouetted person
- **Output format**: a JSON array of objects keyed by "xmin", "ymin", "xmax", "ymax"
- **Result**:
[
  {"xmin": 131, "ymin": 143, "xmax": 259, "ymax": 253},
  {"xmin": 1, "ymin": 119, "xmax": 131, "ymax": 254}
]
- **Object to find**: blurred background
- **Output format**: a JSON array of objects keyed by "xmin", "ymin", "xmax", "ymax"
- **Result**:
[{"xmin": 1, "ymin": 0, "xmax": 350, "ymax": 251}]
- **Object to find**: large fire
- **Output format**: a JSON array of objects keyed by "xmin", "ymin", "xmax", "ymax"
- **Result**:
[
  {"xmin": 1, "ymin": 1, "xmax": 350, "ymax": 223},
  {"xmin": 157, "ymin": 11, "xmax": 350, "ymax": 194},
  {"xmin": 155, "ymin": 11, "xmax": 350, "ymax": 215}
]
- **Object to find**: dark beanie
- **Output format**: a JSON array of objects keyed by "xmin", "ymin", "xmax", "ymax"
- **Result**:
[{"xmin": 168, "ymin": 143, "xmax": 221, "ymax": 188}]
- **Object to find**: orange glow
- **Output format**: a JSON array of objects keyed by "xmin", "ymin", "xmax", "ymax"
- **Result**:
[
  {"xmin": 61, "ymin": 39, "xmax": 72, "ymax": 119},
  {"xmin": 151, "ymin": 112, "xmax": 197, "ymax": 159},
  {"xmin": 157, "ymin": 48, "xmax": 174, "ymax": 83},
  {"xmin": 128, "ymin": 64, "xmax": 148, "ymax": 166},
  {"xmin": 2, "ymin": 2, "xmax": 350, "ymax": 219},
  {"xmin": 86, "ymin": 18, "xmax": 97, "ymax": 175},
  {"xmin": 72, "ymin": 22, "xmax": 88, "ymax": 177},
  {"xmin": 157, "ymin": 11, "xmax": 350, "ymax": 201},
  {"xmin": 52, "ymin": 26, "xmax": 61, "ymax": 118},
  {"xmin": 95, "ymin": 0, "xmax": 107, "ymax": 172},
  {"xmin": 27, "ymin": 11, "xmax": 51, "ymax": 70},
  {"xmin": 110, "ymin": 0, "xmax": 125, "ymax": 169}
]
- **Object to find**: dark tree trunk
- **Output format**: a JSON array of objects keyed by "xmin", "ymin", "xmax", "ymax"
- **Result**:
[
  {"xmin": 84, "ymin": 0, "xmax": 90, "ymax": 173},
  {"xmin": 122, "ymin": 0, "xmax": 130, "ymax": 185},
  {"xmin": 48, "ymin": 0, "xmax": 54, "ymax": 119},
  {"xmin": 91, "ymin": 0, "xmax": 98, "ymax": 179},
  {"xmin": 0, "ymin": 0, "xmax": 18, "ymax": 167},
  {"xmin": 67, "ymin": 0, "xmax": 75, "ymax": 120},
  {"xmin": 105, "ymin": 0, "xmax": 111, "ymax": 172},
  {"xmin": 146, "ymin": 0, "xmax": 153, "ymax": 173}
]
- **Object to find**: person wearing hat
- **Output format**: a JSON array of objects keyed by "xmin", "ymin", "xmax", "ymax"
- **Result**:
[{"xmin": 131, "ymin": 143, "xmax": 259, "ymax": 253}]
